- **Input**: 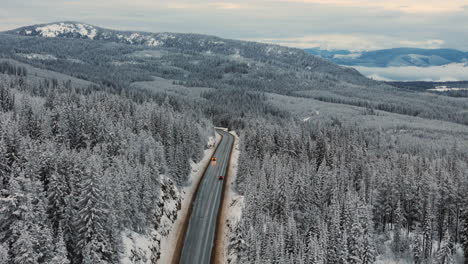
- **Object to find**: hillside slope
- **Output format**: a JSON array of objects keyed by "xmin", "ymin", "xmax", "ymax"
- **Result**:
[
  {"xmin": 2, "ymin": 22, "xmax": 467, "ymax": 126},
  {"xmin": 8, "ymin": 22, "xmax": 367, "ymax": 84}
]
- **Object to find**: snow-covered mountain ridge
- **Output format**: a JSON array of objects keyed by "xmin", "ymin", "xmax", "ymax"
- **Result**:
[
  {"xmin": 6, "ymin": 21, "xmax": 370, "ymax": 86},
  {"xmin": 10, "ymin": 22, "xmax": 168, "ymax": 47},
  {"xmin": 9, "ymin": 21, "xmax": 251, "ymax": 49},
  {"xmin": 34, "ymin": 22, "xmax": 97, "ymax": 39}
]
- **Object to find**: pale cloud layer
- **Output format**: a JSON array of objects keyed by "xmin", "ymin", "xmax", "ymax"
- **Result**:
[
  {"xmin": 354, "ymin": 64, "xmax": 468, "ymax": 82},
  {"xmin": 1, "ymin": 0, "xmax": 467, "ymax": 51},
  {"xmin": 252, "ymin": 35, "xmax": 446, "ymax": 51}
]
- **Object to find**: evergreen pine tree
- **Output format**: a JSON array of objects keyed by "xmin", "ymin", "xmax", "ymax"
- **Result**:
[
  {"xmin": 348, "ymin": 214, "xmax": 363, "ymax": 264},
  {"xmin": 0, "ymin": 243, "xmax": 9, "ymax": 264},
  {"xmin": 393, "ymin": 200, "xmax": 403, "ymax": 255},
  {"xmin": 462, "ymin": 199, "xmax": 468, "ymax": 262},
  {"xmin": 413, "ymin": 228, "xmax": 423, "ymax": 264},
  {"xmin": 50, "ymin": 227, "xmax": 70, "ymax": 264},
  {"xmin": 435, "ymin": 231, "xmax": 453, "ymax": 264},
  {"xmin": 11, "ymin": 226, "xmax": 37, "ymax": 264},
  {"xmin": 75, "ymin": 156, "xmax": 111, "ymax": 262},
  {"xmin": 423, "ymin": 203, "xmax": 433, "ymax": 260},
  {"xmin": 47, "ymin": 171, "xmax": 66, "ymax": 233}
]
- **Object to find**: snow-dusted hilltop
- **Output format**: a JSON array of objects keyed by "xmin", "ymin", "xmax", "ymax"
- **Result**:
[
  {"xmin": 15, "ymin": 22, "xmax": 98, "ymax": 39},
  {"xmin": 11, "ymin": 22, "xmax": 165, "ymax": 46}
]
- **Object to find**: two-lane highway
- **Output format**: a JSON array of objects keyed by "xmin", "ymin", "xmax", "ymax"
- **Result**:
[{"xmin": 179, "ymin": 129, "xmax": 234, "ymax": 264}]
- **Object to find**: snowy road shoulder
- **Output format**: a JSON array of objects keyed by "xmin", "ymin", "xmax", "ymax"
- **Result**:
[{"xmin": 219, "ymin": 131, "xmax": 244, "ymax": 264}]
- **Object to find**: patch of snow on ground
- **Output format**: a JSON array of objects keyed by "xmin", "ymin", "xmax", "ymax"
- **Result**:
[
  {"xmin": 428, "ymin": 85, "xmax": 468, "ymax": 92},
  {"xmin": 131, "ymin": 33, "xmax": 139, "ymax": 38},
  {"xmin": 210, "ymin": 40, "xmax": 225, "ymax": 45},
  {"xmin": 35, "ymin": 23, "xmax": 97, "ymax": 39},
  {"xmin": 158, "ymin": 175, "xmax": 181, "ymax": 237},
  {"xmin": 231, "ymin": 49, "xmax": 241, "ymax": 59},
  {"xmin": 454, "ymin": 244, "xmax": 465, "ymax": 264},
  {"xmin": 121, "ymin": 230, "xmax": 154, "ymax": 264},
  {"xmin": 36, "ymin": 23, "xmax": 66, "ymax": 37},
  {"xmin": 76, "ymin": 24, "xmax": 89, "ymax": 37},
  {"xmin": 67, "ymin": 58, "xmax": 85, "ymax": 64},
  {"xmin": 354, "ymin": 63, "xmax": 468, "ymax": 82},
  {"xmin": 224, "ymin": 131, "xmax": 244, "ymax": 264},
  {"xmin": 111, "ymin": 61, "xmax": 142, "ymax": 66},
  {"xmin": 17, "ymin": 53, "xmax": 57, "ymax": 61},
  {"xmin": 147, "ymin": 38, "xmax": 163, "ymax": 47},
  {"xmin": 302, "ymin": 111, "xmax": 320, "ymax": 122},
  {"xmin": 158, "ymin": 33, "xmax": 176, "ymax": 40},
  {"xmin": 85, "ymin": 26, "xmax": 97, "ymax": 39},
  {"xmin": 375, "ymin": 228, "xmax": 465, "ymax": 264}
]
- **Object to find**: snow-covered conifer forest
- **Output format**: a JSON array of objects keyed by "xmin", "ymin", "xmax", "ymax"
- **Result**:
[{"xmin": 0, "ymin": 22, "xmax": 467, "ymax": 263}]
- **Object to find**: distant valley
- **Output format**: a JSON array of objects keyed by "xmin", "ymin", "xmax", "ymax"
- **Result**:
[
  {"xmin": 305, "ymin": 47, "xmax": 468, "ymax": 67},
  {"xmin": 306, "ymin": 47, "xmax": 468, "ymax": 81}
]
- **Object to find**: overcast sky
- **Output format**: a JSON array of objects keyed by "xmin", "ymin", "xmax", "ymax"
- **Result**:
[{"xmin": 1, "ymin": 0, "xmax": 468, "ymax": 51}]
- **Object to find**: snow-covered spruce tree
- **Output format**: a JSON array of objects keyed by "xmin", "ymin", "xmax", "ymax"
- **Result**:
[
  {"xmin": 393, "ymin": 200, "xmax": 403, "ymax": 255},
  {"xmin": 11, "ymin": 229, "xmax": 37, "ymax": 264},
  {"xmin": 413, "ymin": 227, "xmax": 423, "ymax": 264},
  {"xmin": 30, "ymin": 198, "xmax": 55, "ymax": 263},
  {"xmin": 9, "ymin": 193, "xmax": 38, "ymax": 264},
  {"xmin": 0, "ymin": 137, "xmax": 9, "ymax": 191},
  {"xmin": 315, "ymin": 132, "xmax": 327, "ymax": 171},
  {"xmin": 326, "ymin": 192, "xmax": 342, "ymax": 264},
  {"xmin": 361, "ymin": 205, "xmax": 376, "ymax": 264},
  {"xmin": 347, "ymin": 213, "xmax": 363, "ymax": 264},
  {"xmin": 338, "ymin": 230, "xmax": 349, "ymax": 264},
  {"xmin": 422, "ymin": 202, "xmax": 433, "ymax": 261},
  {"xmin": 47, "ymin": 170, "xmax": 67, "ymax": 233},
  {"xmin": 82, "ymin": 239, "xmax": 108, "ymax": 264},
  {"xmin": 462, "ymin": 197, "xmax": 468, "ymax": 261},
  {"xmin": 0, "ymin": 81, "xmax": 15, "ymax": 112},
  {"xmin": 50, "ymin": 226, "xmax": 70, "ymax": 264},
  {"xmin": 0, "ymin": 243, "xmax": 9, "ymax": 263},
  {"xmin": 435, "ymin": 231, "xmax": 453, "ymax": 264},
  {"xmin": 227, "ymin": 222, "xmax": 247, "ymax": 264},
  {"xmin": 18, "ymin": 97, "xmax": 42, "ymax": 140},
  {"xmin": 75, "ymin": 155, "xmax": 112, "ymax": 263}
]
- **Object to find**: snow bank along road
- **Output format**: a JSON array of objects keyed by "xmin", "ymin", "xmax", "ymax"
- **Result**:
[{"xmin": 178, "ymin": 129, "xmax": 234, "ymax": 264}]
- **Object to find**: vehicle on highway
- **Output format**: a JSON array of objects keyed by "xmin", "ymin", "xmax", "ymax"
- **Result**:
[
  {"xmin": 211, "ymin": 157, "xmax": 217, "ymax": 162},
  {"xmin": 218, "ymin": 175, "xmax": 224, "ymax": 180}
]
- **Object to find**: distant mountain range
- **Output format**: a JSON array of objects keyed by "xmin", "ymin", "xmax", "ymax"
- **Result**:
[
  {"xmin": 305, "ymin": 47, "xmax": 468, "ymax": 67},
  {"xmin": 5, "ymin": 22, "xmax": 372, "ymax": 86}
]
